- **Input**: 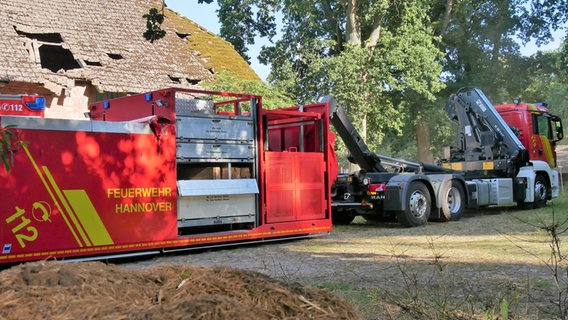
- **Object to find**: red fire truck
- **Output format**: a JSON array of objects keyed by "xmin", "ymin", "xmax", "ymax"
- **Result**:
[
  {"xmin": 0, "ymin": 88, "xmax": 335, "ymax": 264},
  {"xmin": 0, "ymin": 86, "xmax": 564, "ymax": 264}
]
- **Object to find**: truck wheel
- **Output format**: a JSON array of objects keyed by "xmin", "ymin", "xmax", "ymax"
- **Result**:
[
  {"xmin": 440, "ymin": 180, "xmax": 465, "ymax": 221},
  {"xmin": 332, "ymin": 211, "xmax": 356, "ymax": 225},
  {"xmin": 533, "ymin": 174, "xmax": 548, "ymax": 208},
  {"xmin": 518, "ymin": 174, "xmax": 548, "ymax": 209},
  {"xmin": 397, "ymin": 182, "xmax": 431, "ymax": 227}
]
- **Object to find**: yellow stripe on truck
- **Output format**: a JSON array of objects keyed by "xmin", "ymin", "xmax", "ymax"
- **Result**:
[
  {"xmin": 22, "ymin": 144, "xmax": 84, "ymax": 247},
  {"xmin": 43, "ymin": 167, "xmax": 92, "ymax": 247},
  {"xmin": 63, "ymin": 190, "xmax": 114, "ymax": 246},
  {"xmin": 540, "ymin": 135, "xmax": 555, "ymax": 168}
]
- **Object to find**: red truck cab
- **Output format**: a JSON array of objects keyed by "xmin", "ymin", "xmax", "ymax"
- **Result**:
[{"xmin": 495, "ymin": 100, "xmax": 563, "ymax": 168}]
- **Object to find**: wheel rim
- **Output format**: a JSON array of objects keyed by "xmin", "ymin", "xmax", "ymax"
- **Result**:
[
  {"xmin": 409, "ymin": 190, "xmax": 427, "ymax": 218},
  {"xmin": 446, "ymin": 187, "xmax": 463, "ymax": 214},
  {"xmin": 535, "ymin": 180, "xmax": 547, "ymax": 202}
]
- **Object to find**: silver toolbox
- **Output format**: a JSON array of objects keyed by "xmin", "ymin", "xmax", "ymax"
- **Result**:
[
  {"xmin": 177, "ymin": 179, "xmax": 258, "ymax": 227},
  {"xmin": 177, "ymin": 141, "xmax": 254, "ymax": 162},
  {"xmin": 176, "ymin": 116, "xmax": 253, "ymax": 141}
]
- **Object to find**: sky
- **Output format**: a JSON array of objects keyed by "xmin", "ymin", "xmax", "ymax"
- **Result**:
[{"xmin": 165, "ymin": 0, "xmax": 566, "ymax": 82}]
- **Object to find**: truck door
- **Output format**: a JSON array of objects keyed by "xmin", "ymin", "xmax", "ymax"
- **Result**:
[
  {"xmin": 531, "ymin": 111, "xmax": 561, "ymax": 168},
  {"xmin": 261, "ymin": 104, "xmax": 331, "ymax": 224}
]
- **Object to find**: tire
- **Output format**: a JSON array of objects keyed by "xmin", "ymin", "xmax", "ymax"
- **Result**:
[
  {"xmin": 440, "ymin": 180, "xmax": 465, "ymax": 222},
  {"xmin": 532, "ymin": 173, "xmax": 548, "ymax": 208},
  {"xmin": 518, "ymin": 173, "xmax": 548, "ymax": 209},
  {"xmin": 332, "ymin": 211, "xmax": 356, "ymax": 225},
  {"xmin": 397, "ymin": 181, "xmax": 431, "ymax": 227}
]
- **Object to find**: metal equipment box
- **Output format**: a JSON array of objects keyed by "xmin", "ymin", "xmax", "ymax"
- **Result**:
[
  {"xmin": 176, "ymin": 116, "xmax": 254, "ymax": 141},
  {"xmin": 176, "ymin": 142, "xmax": 254, "ymax": 162},
  {"xmin": 177, "ymin": 179, "xmax": 258, "ymax": 227}
]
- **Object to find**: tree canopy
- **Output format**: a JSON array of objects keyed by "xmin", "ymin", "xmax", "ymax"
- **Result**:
[{"xmin": 147, "ymin": 0, "xmax": 568, "ymax": 159}]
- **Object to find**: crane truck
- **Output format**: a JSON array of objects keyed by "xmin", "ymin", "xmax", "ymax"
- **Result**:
[
  {"xmin": 329, "ymin": 87, "xmax": 564, "ymax": 227},
  {"xmin": 0, "ymin": 86, "xmax": 563, "ymax": 264}
]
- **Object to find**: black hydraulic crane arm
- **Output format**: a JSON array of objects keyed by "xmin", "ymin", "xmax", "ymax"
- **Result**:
[
  {"xmin": 320, "ymin": 96, "xmax": 387, "ymax": 173},
  {"xmin": 321, "ymin": 96, "xmax": 452, "ymax": 174},
  {"xmin": 446, "ymin": 87, "xmax": 529, "ymax": 168}
]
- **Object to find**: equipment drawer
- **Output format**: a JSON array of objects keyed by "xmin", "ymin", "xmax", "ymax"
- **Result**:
[
  {"xmin": 176, "ymin": 116, "xmax": 254, "ymax": 141},
  {"xmin": 177, "ymin": 179, "xmax": 258, "ymax": 223},
  {"xmin": 177, "ymin": 141, "xmax": 254, "ymax": 162}
]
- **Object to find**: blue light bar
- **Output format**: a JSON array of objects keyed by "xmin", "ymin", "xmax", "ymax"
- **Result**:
[
  {"xmin": 144, "ymin": 93, "xmax": 153, "ymax": 101},
  {"xmin": 24, "ymin": 97, "xmax": 46, "ymax": 110},
  {"xmin": 103, "ymin": 101, "xmax": 110, "ymax": 109}
]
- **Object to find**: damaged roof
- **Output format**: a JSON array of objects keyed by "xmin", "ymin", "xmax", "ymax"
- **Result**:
[
  {"xmin": 0, "ymin": 0, "xmax": 259, "ymax": 94},
  {"xmin": 163, "ymin": 9, "xmax": 260, "ymax": 82}
]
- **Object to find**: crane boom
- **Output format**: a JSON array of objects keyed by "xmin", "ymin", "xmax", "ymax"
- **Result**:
[{"xmin": 445, "ymin": 87, "xmax": 529, "ymax": 177}]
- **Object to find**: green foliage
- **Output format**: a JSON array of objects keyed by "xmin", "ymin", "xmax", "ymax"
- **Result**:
[
  {"xmin": 203, "ymin": 71, "xmax": 295, "ymax": 109},
  {"xmin": 216, "ymin": 0, "xmax": 279, "ymax": 62},
  {"xmin": 0, "ymin": 126, "xmax": 17, "ymax": 173},
  {"xmin": 432, "ymin": 0, "xmax": 567, "ymax": 102},
  {"xmin": 523, "ymin": 0, "xmax": 568, "ymax": 41},
  {"xmin": 168, "ymin": 0, "xmax": 567, "ymax": 159},
  {"xmin": 143, "ymin": 8, "xmax": 166, "ymax": 43},
  {"xmin": 435, "ymin": 0, "xmax": 525, "ymax": 97},
  {"xmin": 428, "ymin": 0, "xmax": 568, "ymax": 155},
  {"xmin": 520, "ymin": 41, "xmax": 568, "ymax": 133},
  {"xmin": 253, "ymin": 1, "xmax": 445, "ymax": 155}
]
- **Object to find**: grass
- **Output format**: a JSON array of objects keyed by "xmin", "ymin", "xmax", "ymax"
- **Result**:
[{"xmin": 288, "ymin": 193, "xmax": 568, "ymax": 319}]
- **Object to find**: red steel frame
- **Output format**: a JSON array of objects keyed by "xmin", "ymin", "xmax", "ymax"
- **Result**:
[{"xmin": 0, "ymin": 88, "xmax": 333, "ymax": 264}]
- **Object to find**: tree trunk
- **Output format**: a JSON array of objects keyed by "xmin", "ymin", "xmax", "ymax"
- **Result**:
[
  {"xmin": 345, "ymin": 0, "xmax": 361, "ymax": 45},
  {"xmin": 416, "ymin": 121, "xmax": 434, "ymax": 164},
  {"xmin": 321, "ymin": 0, "xmax": 343, "ymax": 52},
  {"xmin": 440, "ymin": 0, "xmax": 453, "ymax": 35}
]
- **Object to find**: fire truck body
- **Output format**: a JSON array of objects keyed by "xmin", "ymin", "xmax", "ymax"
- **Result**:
[{"xmin": 0, "ymin": 88, "xmax": 333, "ymax": 264}]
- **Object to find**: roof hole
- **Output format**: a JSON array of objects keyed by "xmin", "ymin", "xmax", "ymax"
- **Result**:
[
  {"xmin": 176, "ymin": 32, "xmax": 191, "ymax": 39},
  {"xmin": 107, "ymin": 53, "xmax": 123, "ymax": 60},
  {"xmin": 168, "ymin": 76, "xmax": 181, "ymax": 83},
  {"xmin": 14, "ymin": 26, "xmax": 63, "ymax": 43},
  {"xmin": 38, "ymin": 45, "xmax": 81, "ymax": 72},
  {"xmin": 186, "ymin": 78, "xmax": 201, "ymax": 85},
  {"xmin": 85, "ymin": 60, "xmax": 102, "ymax": 66}
]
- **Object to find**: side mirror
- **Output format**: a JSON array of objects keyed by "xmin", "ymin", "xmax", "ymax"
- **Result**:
[{"xmin": 551, "ymin": 115, "xmax": 564, "ymax": 142}]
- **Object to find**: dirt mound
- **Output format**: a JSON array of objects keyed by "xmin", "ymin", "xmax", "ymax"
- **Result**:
[{"xmin": 0, "ymin": 261, "xmax": 359, "ymax": 320}]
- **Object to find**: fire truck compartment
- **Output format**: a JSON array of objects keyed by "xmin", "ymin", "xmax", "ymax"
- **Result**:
[
  {"xmin": 176, "ymin": 141, "xmax": 254, "ymax": 162},
  {"xmin": 177, "ymin": 179, "xmax": 258, "ymax": 227},
  {"xmin": 176, "ymin": 116, "xmax": 254, "ymax": 141}
]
